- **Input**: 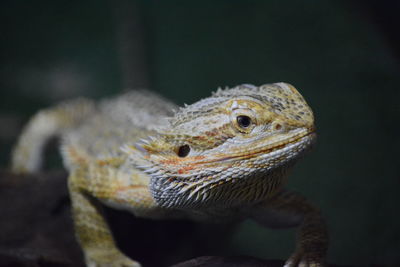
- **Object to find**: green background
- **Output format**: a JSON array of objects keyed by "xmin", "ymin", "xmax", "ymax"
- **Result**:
[{"xmin": 1, "ymin": 0, "xmax": 399, "ymax": 265}]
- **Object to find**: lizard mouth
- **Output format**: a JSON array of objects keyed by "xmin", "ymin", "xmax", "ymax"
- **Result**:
[{"xmin": 195, "ymin": 129, "xmax": 316, "ymax": 165}]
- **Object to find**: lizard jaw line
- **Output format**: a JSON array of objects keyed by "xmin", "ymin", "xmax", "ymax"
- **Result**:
[{"xmin": 196, "ymin": 130, "xmax": 316, "ymax": 165}]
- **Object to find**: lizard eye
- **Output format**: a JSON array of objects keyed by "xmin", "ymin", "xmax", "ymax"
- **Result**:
[
  {"xmin": 177, "ymin": 144, "xmax": 190, "ymax": 157},
  {"xmin": 236, "ymin": 115, "xmax": 252, "ymax": 128},
  {"xmin": 231, "ymin": 108, "xmax": 256, "ymax": 133}
]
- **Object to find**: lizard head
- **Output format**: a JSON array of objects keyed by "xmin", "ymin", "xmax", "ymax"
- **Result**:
[{"xmin": 125, "ymin": 83, "xmax": 316, "ymax": 209}]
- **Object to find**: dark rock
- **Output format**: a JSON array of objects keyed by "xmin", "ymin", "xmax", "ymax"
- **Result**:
[
  {"xmin": 0, "ymin": 248, "xmax": 72, "ymax": 267},
  {"xmin": 0, "ymin": 170, "xmax": 84, "ymax": 267},
  {"xmin": 170, "ymin": 255, "xmax": 283, "ymax": 267}
]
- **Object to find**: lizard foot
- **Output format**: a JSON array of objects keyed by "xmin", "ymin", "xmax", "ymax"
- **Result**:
[
  {"xmin": 85, "ymin": 249, "xmax": 142, "ymax": 267},
  {"xmin": 284, "ymin": 249, "xmax": 326, "ymax": 267}
]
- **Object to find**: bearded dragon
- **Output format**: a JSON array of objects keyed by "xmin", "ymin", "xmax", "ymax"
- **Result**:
[{"xmin": 11, "ymin": 83, "xmax": 328, "ymax": 267}]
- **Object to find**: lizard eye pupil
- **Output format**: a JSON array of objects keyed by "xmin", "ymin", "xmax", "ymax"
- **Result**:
[
  {"xmin": 177, "ymin": 144, "xmax": 190, "ymax": 157},
  {"xmin": 237, "ymin": 115, "xmax": 251, "ymax": 128}
]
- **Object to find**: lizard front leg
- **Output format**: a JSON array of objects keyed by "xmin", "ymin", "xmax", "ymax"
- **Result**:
[
  {"xmin": 68, "ymin": 165, "xmax": 158, "ymax": 267},
  {"xmin": 250, "ymin": 190, "xmax": 328, "ymax": 267}
]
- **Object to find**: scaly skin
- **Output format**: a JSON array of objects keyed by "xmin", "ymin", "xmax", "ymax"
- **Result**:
[{"xmin": 11, "ymin": 83, "xmax": 328, "ymax": 267}]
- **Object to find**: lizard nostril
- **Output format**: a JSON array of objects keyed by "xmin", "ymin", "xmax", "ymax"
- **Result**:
[{"xmin": 177, "ymin": 145, "xmax": 190, "ymax": 157}]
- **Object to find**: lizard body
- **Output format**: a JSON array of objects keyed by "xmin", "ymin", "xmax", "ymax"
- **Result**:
[{"xmin": 11, "ymin": 83, "xmax": 328, "ymax": 267}]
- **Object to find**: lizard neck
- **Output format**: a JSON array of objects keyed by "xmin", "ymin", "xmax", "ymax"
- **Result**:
[{"xmin": 150, "ymin": 164, "xmax": 292, "ymax": 210}]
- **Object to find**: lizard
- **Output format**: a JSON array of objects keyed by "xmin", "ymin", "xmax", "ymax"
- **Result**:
[{"xmin": 11, "ymin": 83, "xmax": 328, "ymax": 267}]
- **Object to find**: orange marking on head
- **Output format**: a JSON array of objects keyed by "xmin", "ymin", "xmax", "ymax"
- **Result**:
[
  {"xmin": 177, "ymin": 164, "xmax": 197, "ymax": 174},
  {"xmin": 160, "ymin": 155, "xmax": 206, "ymax": 166},
  {"xmin": 160, "ymin": 158, "xmax": 180, "ymax": 165},
  {"xmin": 193, "ymin": 135, "xmax": 207, "ymax": 141},
  {"xmin": 205, "ymin": 130, "xmax": 219, "ymax": 137}
]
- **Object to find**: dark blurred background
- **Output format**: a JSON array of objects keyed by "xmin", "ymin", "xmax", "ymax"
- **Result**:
[{"xmin": 1, "ymin": 0, "xmax": 399, "ymax": 265}]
